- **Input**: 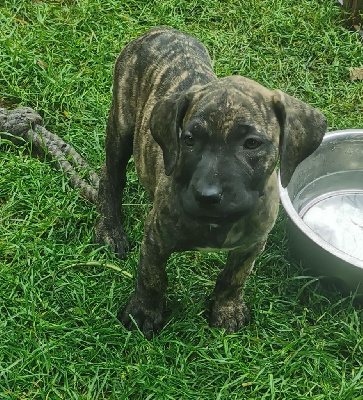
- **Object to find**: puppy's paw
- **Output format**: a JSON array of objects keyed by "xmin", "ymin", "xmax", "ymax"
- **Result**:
[
  {"xmin": 118, "ymin": 293, "xmax": 164, "ymax": 340},
  {"xmin": 94, "ymin": 219, "xmax": 130, "ymax": 259},
  {"xmin": 209, "ymin": 298, "xmax": 251, "ymax": 334}
]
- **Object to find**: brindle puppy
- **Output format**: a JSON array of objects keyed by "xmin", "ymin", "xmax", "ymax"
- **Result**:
[{"xmin": 95, "ymin": 26, "xmax": 326, "ymax": 337}]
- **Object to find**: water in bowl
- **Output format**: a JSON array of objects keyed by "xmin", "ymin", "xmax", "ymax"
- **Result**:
[{"xmin": 293, "ymin": 170, "xmax": 363, "ymax": 261}]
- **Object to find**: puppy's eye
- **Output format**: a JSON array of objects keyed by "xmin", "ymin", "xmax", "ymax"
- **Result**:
[
  {"xmin": 243, "ymin": 138, "xmax": 262, "ymax": 150},
  {"xmin": 184, "ymin": 133, "xmax": 194, "ymax": 146}
]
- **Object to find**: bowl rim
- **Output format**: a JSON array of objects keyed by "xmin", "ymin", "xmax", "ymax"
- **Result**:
[{"xmin": 278, "ymin": 129, "xmax": 363, "ymax": 269}]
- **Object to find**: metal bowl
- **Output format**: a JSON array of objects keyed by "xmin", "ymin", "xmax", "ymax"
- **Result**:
[{"xmin": 279, "ymin": 129, "xmax": 363, "ymax": 294}]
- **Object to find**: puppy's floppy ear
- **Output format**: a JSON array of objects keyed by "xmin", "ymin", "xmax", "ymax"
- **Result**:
[
  {"xmin": 272, "ymin": 90, "xmax": 327, "ymax": 188},
  {"xmin": 150, "ymin": 92, "xmax": 191, "ymax": 176}
]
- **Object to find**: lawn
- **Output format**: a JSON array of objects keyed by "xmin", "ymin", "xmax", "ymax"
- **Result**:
[{"xmin": 0, "ymin": 0, "xmax": 363, "ymax": 398}]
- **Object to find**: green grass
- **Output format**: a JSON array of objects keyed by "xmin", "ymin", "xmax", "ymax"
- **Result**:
[{"xmin": 1, "ymin": 0, "xmax": 363, "ymax": 398}]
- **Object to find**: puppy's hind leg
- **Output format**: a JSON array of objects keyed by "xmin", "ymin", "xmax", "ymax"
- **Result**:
[{"xmin": 95, "ymin": 101, "xmax": 134, "ymax": 259}]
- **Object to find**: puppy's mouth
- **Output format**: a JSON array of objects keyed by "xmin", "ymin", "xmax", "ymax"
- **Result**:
[
  {"xmin": 181, "ymin": 194, "xmax": 258, "ymax": 224},
  {"xmin": 186, "ymin": 211, "xmax": 246, "ymax": 225}
]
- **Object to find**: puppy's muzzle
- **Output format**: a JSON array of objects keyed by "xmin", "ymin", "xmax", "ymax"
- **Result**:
[{"xmin": 194, "ymin": 183, "xmax": 223, "ymax": 205}]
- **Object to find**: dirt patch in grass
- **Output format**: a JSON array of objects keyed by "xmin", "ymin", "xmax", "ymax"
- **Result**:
[{"xmin": 0, "ymin": 97, "xmax": 18, "ymax": 109}]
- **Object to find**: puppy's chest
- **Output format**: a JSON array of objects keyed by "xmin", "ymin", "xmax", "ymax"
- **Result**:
[{"xmin": 186, "ymin": 223, "xmax": 246, "ymax": 252}]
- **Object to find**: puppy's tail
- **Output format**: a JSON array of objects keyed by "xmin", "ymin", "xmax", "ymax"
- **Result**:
[{"xmin": 0, "ymin": 107, "xmax": 99, "ymax": 204}]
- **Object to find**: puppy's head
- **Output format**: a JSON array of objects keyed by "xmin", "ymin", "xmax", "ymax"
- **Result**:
[{"xmin": 150, "ymin": 76, "xmax": 326, "ymax": 223}]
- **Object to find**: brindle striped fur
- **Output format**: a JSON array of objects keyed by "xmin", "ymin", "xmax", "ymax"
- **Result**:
[{"xmin": 94, "ymin": 27, "xmax": 326, "ymax": 337}]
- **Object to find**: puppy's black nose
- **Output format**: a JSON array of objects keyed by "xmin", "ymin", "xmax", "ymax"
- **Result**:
[{"xmin": 194, "ymin": 185, "xmax": 222, "ymax": 204}]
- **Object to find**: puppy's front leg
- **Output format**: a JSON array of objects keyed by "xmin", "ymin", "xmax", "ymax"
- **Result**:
[
  {"xmin": 119, "ymin": 211, "xmax": 171, "ymax": 339},
  {"xmin": 209, "ymin": 241, "xmax": 266, "ymax": 333}
]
